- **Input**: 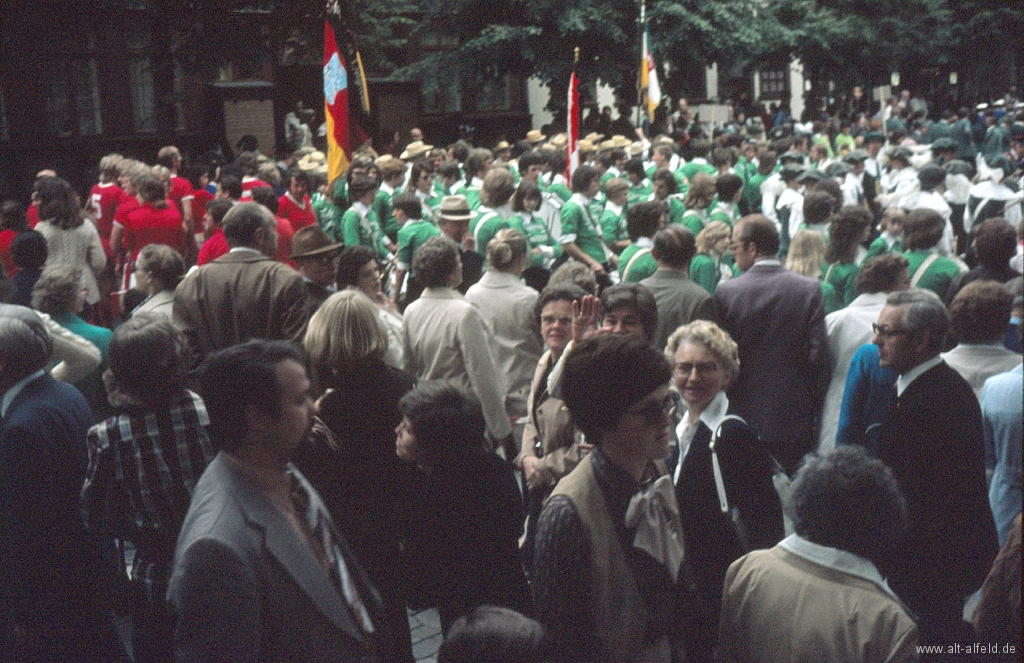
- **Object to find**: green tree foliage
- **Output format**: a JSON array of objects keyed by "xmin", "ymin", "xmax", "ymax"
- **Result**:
[{"xmin": 388, "ymin": 0, "xmax": 1023, "ymax": 111}]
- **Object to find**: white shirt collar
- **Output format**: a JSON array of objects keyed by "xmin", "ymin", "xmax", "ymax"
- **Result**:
[
  {"xmin": 285, "ymin": 192, "xmax": 307, "ymax": 209},
  {"xmin": 896, "ymin": 355, "xmax": 943, "ymax": 396},
  {"xmin": 470, "ymin": 176, "xmax": 484, "ymax": 188},
  {"xmin": 228, "ymin": 246, "xmax": 263, "ymax": 255},
  {"xmin": 1, "ymin": 370, "xmax": 45, "ymax": 419},
  {"xmin": 779, "ymin": 534, "xmax": 898, "ymax": 600},
  {"xmin": 673, "ymin": 391, "xmax": 729, "ymax": 484},
  {"xmin": 351, "ymin": 201, "xmax": 369, "ymax": 216},
  {"xmin": 414, "ymin": 189, "xmax": 428, "ymax": 202},
  {"xmin": 569, "ymin": 192, "xmax": 591, "ymax": 207},
  {"xmin": 752, "ymin": 258, "xmax": 782, "ymax": 267},
  {"xmin": 635, "ymin": 236, "xmax": 654, "ymax": 248},
  {"xmin": 604, "ymin": 200, "xmax": 623, "ymax": 216},
  {"xmin": 380, "ymin": 183, "xmax": 395, "ymax": 196}
]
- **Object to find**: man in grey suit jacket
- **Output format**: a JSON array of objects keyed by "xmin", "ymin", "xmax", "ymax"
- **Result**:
[
  {"xmin": 640, "ymin": 225, "xmax": 716, "ymax": 352},
  {"xmin": 714, "ymin": 215, "xmax": 831, "ymax": 473},
  {"xmin": 167, "ymin": 340, "xmax": 386, "ymax": 662}
]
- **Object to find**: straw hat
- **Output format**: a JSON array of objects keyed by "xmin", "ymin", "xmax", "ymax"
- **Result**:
[
  {"xmin": 627, "ymin": 142, "xmax": 645, "ymax": 156},
  {"xmin": 583, "ymin": 132, "xmax": 605, "ymax": 143},
  {"xmin": 577, "ymin": 139, "xmax": 595, "ymax": 152},
  {"xmin": 610, "ymin": 135, "xmax": 632, "ymax": 148},
  {"xmin": 599, "ymin": 139, "xmax": 616, "ymax": 150},
  {"xmin": 400, "ymin": 140, "xmax": 433, "ymax": 160},
  {"xmin": 494, "ymin": 140, "xmax": 511, "ymax": 152},
  {"xmin": 525, "ymin": 129, "xmax": 546, "ymax": 144},
  {"xmin": 549, "ymin": 133, "xmax": 568, "ymax": 148},
  {"xmin": 437, "ymin": 195, "xmax": 474, "ymax": 221}
]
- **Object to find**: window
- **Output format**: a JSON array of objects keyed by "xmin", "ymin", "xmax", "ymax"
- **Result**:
[
  {"xmin": 73, "ymin": 60, "xmax": 103, "ymax": 135},
  {"xmin": 129, "ymin": 57, "xmax": 156, "ymax": 132},
  {"xmin": 477, "ymin": 74, "xmax": 511, "ymax": 112},
  {"xmin": 47, "ymin": 63, "xmax": 74, "ymax": 137},
  {"xmin": 423, "ymin": 74, "xmax": 461, "ymax": 114},
  {"xmin": 760, "ymin": 66, "xmax": 788, "ymax": 99},
  {"xmin": 173, "ymin": 63, "xmax": 185, "ymax": 131}
]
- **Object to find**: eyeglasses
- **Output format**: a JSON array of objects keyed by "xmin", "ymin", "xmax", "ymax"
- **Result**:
[
  {"xmin": 872, "ymin": 323, "xmax": 910, "ymax": 339},
  {"xmin": 541, "ymin": 315, "xmax": 572, "ymax": 327},
  {"xmin": 626, "ymin": 394, "xmax": 678, "ymax": 426},
  {"xmin": 674, "ymin": 361, "xmax": 720, "ymax": 376}
]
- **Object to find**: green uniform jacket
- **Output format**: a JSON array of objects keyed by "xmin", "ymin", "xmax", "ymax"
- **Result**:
[
  {"xmin": 341, "ymin": 204, "xmax": 389, "ymax": 259},
  {"xmin": 312, "ymin": 193, "xmax": 344, "ymax": 242},
  {"xmin": 905, "ymin": 250, "xmax": 962, "ymax": 301},
  {"xmin": 689, "ymin": 253, "xmax": 721, "ymax": 294},
  {"xmin": 628, "ymin": 180, "xmax": 653, "ymax": 207},
  {"xmin": 865, "ymin": 235, "xmax": 902, "ymax": 261},
  {"xmin": 681, "ymin": 208, "xmax": 709, "ymax": 237},
  {"xmin": 618, "ymin": 242, "xmax": 657, "ymax": 282},
  {"xmin": 679, "ymin": 159, "xmax": 716, "ymax": 183},
  {"xmin": 510, "ymin": 212, "xmax": 562, "ymax": 269},
  {"xmin": 821, "ymin": 261, "xmax": 859, "ymax": 314},
  {"xmin": 665, "ymin": 197, "xmax": 687, "ymax": 226},
  {"xmin": 600, "ymin": 206, "xmax": 628, "ymax": 246},
  {"xmin": 396, "ymin": 220, "xmax": 441, "ymax": 271},
  {"xmin": 561, "ymin": 200, "xmax": 607, "ymax": 264},
  {"xmin": 473, "ymin": 209, "xmax": 511, "ymax": 258},
  {"xmin": 373, "ymin": 189, "xmax": 395, "ymax": 240}
]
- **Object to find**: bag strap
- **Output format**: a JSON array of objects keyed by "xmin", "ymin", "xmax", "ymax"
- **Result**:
[
  {"xmin": 622, "ymin": 247, "xmax": 652, "ymax": 282},
  {"xmin": 710, "ymin": 415, "xmax": 749, "ymax": 514},
  {"xmin": 910, "ymin": 252, "xmax": 940, "ymax": 288},
  {"xmin": 824, "ymin": 262, "xmax": 836, "ymax": 283}
]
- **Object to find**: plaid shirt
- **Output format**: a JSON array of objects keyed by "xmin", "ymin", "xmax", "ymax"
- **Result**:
[{"xmin": 82, "ymin": 390, "xmax": 215, "ymax": 559}]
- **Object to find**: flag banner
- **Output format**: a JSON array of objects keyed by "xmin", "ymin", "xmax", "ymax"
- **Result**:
[
  {"xmin": 324, "ymin": 19, "xmax": 350, "ymax": 185},
  {"xmin": 640, "ymin": 4, "xmax": 661, "ymax": 122},
  {"xmin": 567, "ymin": 68, "xmax": 580, "ymax": 181}
]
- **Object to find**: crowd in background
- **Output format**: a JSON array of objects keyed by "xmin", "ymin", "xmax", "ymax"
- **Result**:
[{"xmin": 0, "ymin": 84, "xmax": 1022, "ymax": 662}]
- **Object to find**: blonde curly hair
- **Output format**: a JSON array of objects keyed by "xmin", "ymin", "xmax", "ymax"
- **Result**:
[{"xmin": 664, "ymin": 320, "xmax": 740, "ymax": 384}]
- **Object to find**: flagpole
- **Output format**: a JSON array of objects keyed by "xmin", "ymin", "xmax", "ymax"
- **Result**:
[
  {"xmin": 637, "ymin": 1, "xmax": 645, "ymax": 133},
  {"xmin": 567, "ymin": 47, "xmax": 580, "ymax": 182}
]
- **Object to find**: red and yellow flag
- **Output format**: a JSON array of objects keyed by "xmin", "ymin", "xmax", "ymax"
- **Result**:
[{"xmin": 324, "ymin": 20, "xmax": 350, "ymax": 185}]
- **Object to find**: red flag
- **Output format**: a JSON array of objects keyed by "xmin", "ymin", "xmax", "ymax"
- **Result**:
[
  {"xmin": 566, "ymin": 69, "xmax": 580, "ymax": 182},
  {"xmin": 324, "ymin": 20, "xmax": 350, "ymax": 184}
]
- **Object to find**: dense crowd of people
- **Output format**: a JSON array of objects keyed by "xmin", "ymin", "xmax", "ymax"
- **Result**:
[{"xmin": 0, "ymin": 86, "xmax": 1022, "ymax": 663}]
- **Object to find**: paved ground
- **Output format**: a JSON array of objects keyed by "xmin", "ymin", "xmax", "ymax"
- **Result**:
[{"xmin": 409, "ymin": 608, "xmax": 442, "ymax": 662}]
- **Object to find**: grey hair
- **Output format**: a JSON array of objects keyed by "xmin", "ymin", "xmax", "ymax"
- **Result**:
[
  {"xmin": 222, "ymin": 201, "xmax": 274, "ymax": 248},
  {"xmin": 886, "ymin": 288, "xmax": 950, "ymax": 354},
  {"xmin": 0, "ymin": 304, "xmax": 53, "ymax": 381},
  {"xmin": 786, "ymin": 446, "xmax": 907, "ymax": 564}
]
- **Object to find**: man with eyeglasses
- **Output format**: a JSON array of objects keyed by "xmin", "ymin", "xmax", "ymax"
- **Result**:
[
  {"xmin": 290, "ymin": 226, "xmax": 343, "ymax": 315},
  {"xmin": 871, "ymin": 289, "xmax": 998, "ymax": 647},
  {"xmin": 714, "ymin": 214, "xmax": 830, "ymax": 474}
]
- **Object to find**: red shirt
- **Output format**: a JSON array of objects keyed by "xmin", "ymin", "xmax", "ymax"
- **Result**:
[
  {"xmin": 89, "ymin": 182, "xmax": 123, "ymax": 255},
  {"xmin": 191, "ymin": 189, "xmax": 214, "ymax": 224},
  {"xmin": 197, "ymin": 228, "xmax": 229, "ymax": 266},
  {"xmin": 277, "ymin": 193, "xmax": 316, "ymax": 231},
  {"xmin": 114, "ymin": 191, "xmax": 140, "ymax": 228},
  {"xmin": 240, "ymin": 178, "xmax": 270, "ymax": 200},
  {"xmin": 122, "ymin": 201, "xmax": 184, "ymax": 262},
  {"xmin": 26, "ymin": 203, "xmax": 39, "ymax": 228},
  {"xmin": 169, "ymin": 176, "xmax": 195, "ymax": 214},
  {"xmin": 274, "ymin": 216, "xmax": 294, "ymax": 265},
  {"xmin": 0, "ymin": 229, "xmax": 18, "ymax": 277}
]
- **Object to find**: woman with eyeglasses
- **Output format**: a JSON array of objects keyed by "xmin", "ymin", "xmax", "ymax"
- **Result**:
[
  {"xmin": 665, "ymin": 320, "xmax": 784, "ymax": 661},
  {"xmin": 513, "ymin": 283, "xmax": 590, "ymax": 570},
  {"xmin": 532, "ymin": 334, "xmax": 685, "ymax": 663}
]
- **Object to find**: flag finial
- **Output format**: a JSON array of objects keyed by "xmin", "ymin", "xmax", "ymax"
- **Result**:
[{"xmin": 574, "ymin": 47, "xmax": 579, "ymax": 64}]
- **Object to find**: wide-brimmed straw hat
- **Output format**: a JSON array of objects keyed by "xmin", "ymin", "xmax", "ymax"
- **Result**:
[{"xmin": 437, "ymin": 195, "xmax": 473, "ymax": 221}]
